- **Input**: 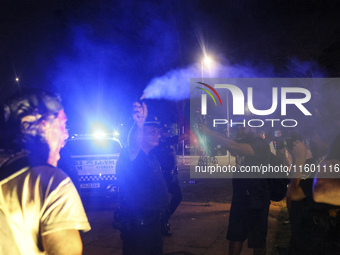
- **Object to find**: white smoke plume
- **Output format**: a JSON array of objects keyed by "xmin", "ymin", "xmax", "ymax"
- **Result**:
[{"xmin": 141, "ymin": 59, "xmax": 274, "ymax": 100}]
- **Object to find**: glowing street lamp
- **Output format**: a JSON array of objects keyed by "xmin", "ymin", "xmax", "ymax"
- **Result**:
[
  {"xmin": 201, "ymin": 55, "xmax": 212, "ymax": 83},
  {"xmin": 15, "ymin": 77, "xmax": 21, "ymax": 91},
  {"xmin": 200, "ymin": 55, "xmax": 212, "ymax": 157},
  {"xmin": 203, "ymin": 56, "xmax": 211, "ymax": 66}
]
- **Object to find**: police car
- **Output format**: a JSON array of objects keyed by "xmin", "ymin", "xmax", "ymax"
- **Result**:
[{"xmin": 64, "ymin": 133, "xmax": 122, "ymax": 196}]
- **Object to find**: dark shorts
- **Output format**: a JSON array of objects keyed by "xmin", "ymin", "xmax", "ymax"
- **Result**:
[{"xmin": 226, "ymin": 189, "xmax": 270, "ymax": 249}]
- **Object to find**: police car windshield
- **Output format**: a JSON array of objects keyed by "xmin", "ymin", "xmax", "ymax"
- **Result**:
[{"xmin": 66, "ymin": 139, "xmax": 121, "ymax": 156}]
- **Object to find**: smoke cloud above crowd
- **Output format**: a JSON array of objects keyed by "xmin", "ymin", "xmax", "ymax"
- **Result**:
[
  {"xmin": 142, "ymin": 59, "xmax": 275, "ymax": 100},
  {"xmin": 2, "ymin": 1, "xmax": 340, "ymax": 133}
]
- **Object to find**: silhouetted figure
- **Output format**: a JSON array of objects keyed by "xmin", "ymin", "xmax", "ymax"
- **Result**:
[
  {"xmin": 288, "ymin": 125, "xmax": 340, "ymax": 254},
  {"xmin": 200, "ymin": 124, "xmax": 271, "ymax": 255},
  {"xmin": 116, "ymin": 102, "xmax": 168, "ymax": 255}
]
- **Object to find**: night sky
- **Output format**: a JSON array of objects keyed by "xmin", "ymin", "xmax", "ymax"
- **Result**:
[{"xmin": 1, "ymin": 0, "xmax": 340, "ymax": 137}]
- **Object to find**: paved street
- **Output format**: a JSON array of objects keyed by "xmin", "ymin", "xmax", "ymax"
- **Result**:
[
  {"xmin": 81, "ymin": 201, "xmax": 281, "ymax": 255},
  {"xmin": 80, "ymin": 163, "xmax": 282, "ymax": 255}
]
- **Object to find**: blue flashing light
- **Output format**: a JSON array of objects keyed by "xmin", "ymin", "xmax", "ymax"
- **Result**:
[{"xmin": 93, "ymin": 130, "xmax": 107, "ymax": 139}]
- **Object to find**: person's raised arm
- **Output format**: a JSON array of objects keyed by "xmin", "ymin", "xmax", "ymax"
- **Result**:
[
  {"xmin": 128, "ymin": 102, "xmax": 148, "ymax": 160},
  {"xmin": 197, "ymin": 125, "xmax": 255, "ymax": 156}
]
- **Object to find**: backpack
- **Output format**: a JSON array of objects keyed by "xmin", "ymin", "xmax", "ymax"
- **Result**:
[{"xmin": 268, "ymin": 152, "xmax": 290, "ymax": 201}]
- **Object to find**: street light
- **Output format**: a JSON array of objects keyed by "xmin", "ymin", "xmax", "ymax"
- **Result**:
[
  {"xmin": 201, "ymin": 56, "xmax": 212, "ymax": 83},
  {"xmin": 15, "ymin": 77, "xmax": 21, "ymax": 91},
  {"xmin": 203, "ymin": 56, "xmax": 211, "ymax": 66},
  {"xmin": 200, "ymin": 55, "xmax": 212, "ymax": 157}
]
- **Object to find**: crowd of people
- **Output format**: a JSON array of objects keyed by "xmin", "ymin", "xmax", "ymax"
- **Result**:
[
  {"xmin": 201, "ymin": 123, "xmax": 340, "ymax": 255},
  {"xmin": 0, "ymin": 93, "xmax": 183, "ymax": 255},
  {"xmin": 116, "ymin": 101, "xmax": 340, "ymax": 255},
  {"xmin": 1, "ymin": 89, "xmax": 340, "ymax": 255}
]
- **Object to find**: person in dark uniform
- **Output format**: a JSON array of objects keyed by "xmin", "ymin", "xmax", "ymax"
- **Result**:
[
  {"xmin": 116, "ymin": 102, "xmax": 168, "ymax": 255},
  {"xmin": 152, "ymin": 125, "xmax": 183, "ymax": 236}
]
